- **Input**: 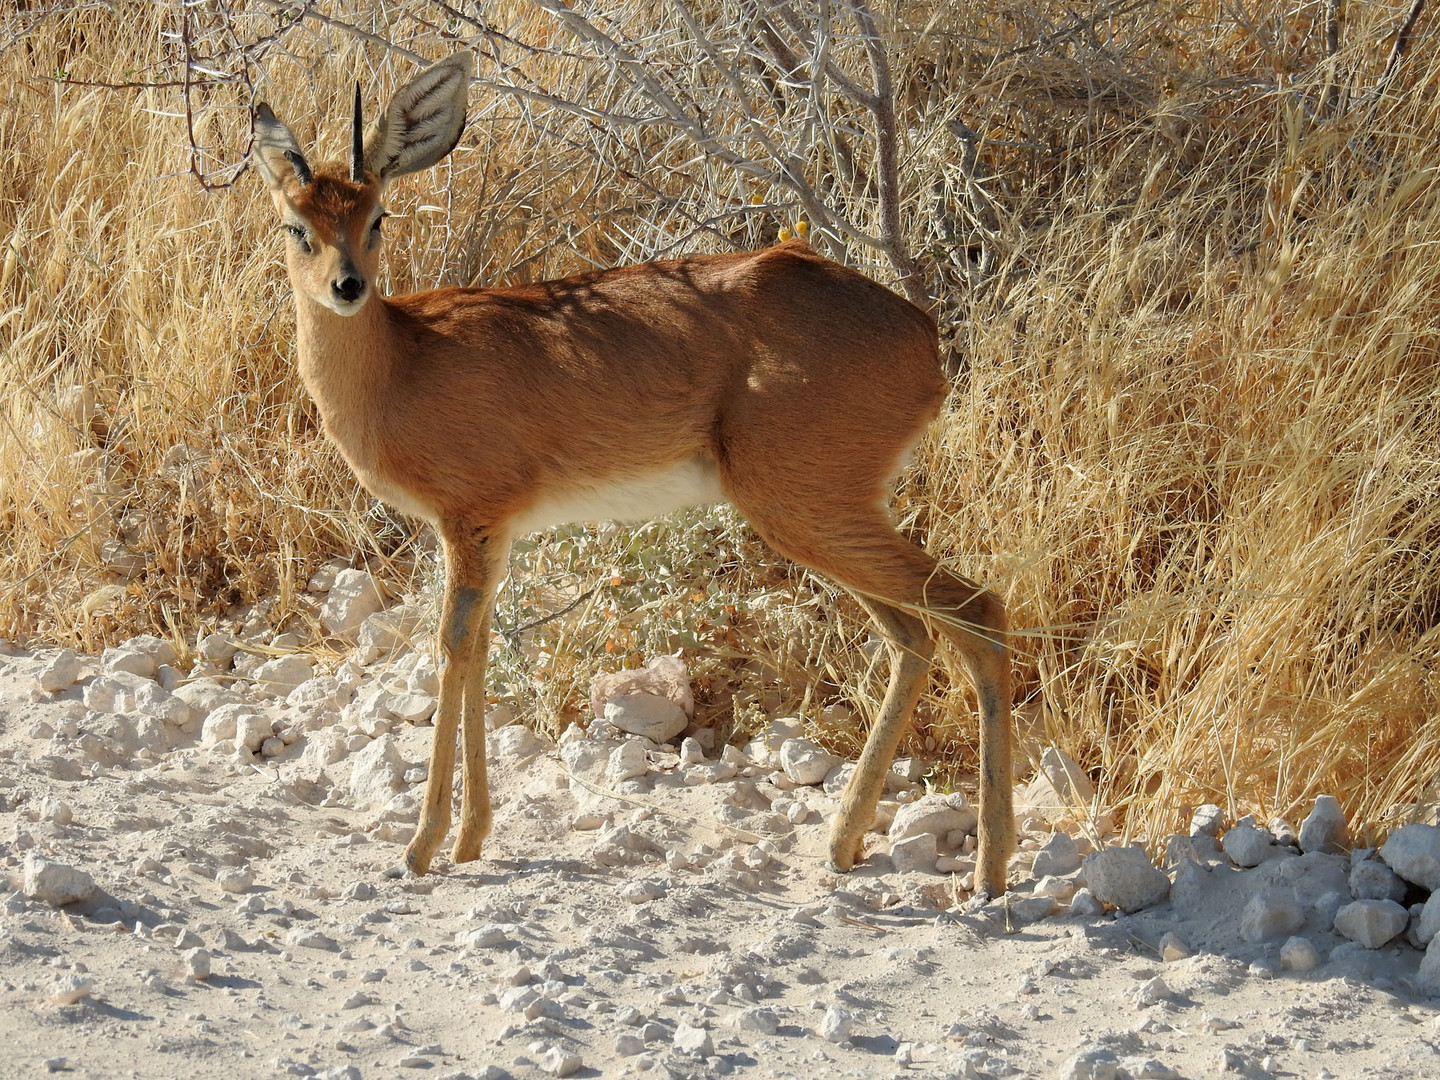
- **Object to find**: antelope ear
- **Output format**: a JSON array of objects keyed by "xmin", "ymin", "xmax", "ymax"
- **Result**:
[
  {"xmin": 362, "ymin": 53, "xmax": 472, "ymax": 183},
  {"xmin": 253, "ymin": 103, "xmax": 313, "ymax": 190}
]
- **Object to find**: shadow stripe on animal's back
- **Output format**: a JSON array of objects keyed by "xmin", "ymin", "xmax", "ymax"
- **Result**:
[{"xmin": 250, "ymin": 51, "xmax": 1015, "ymax": 895}]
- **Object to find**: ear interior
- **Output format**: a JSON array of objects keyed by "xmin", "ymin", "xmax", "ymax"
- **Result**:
[
  {"xmin": 253, "ymin": 103, "xmax": 311, "ymax": 191},
  {"xmin": 362, "ymin": 53, "xmax": 473, "ymax": 183}
]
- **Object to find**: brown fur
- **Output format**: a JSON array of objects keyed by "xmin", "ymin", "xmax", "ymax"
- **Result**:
[{"xmin": 256, "ymin": 70, "xmax": 1015, "ymax": 895}]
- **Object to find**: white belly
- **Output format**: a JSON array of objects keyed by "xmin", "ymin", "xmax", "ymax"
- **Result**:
[{"xmin": 512, "ymin": 457, "xmax": 727, "ymax": 535}]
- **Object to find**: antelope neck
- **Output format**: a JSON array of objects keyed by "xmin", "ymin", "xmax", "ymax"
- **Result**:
[{"xmin": 293, "ymin": 289, "xmax": 395, "ymax": 453}]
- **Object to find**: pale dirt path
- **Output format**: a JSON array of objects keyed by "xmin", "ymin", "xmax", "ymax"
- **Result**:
[{"xmin": 1, "ymin": 646, "xmax": 1438, "ymax": 1080}]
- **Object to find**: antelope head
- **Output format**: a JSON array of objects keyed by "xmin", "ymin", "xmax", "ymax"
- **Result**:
[{"xmin": 252, "ymin": 54, "xmax": 473, "ymax": 316}]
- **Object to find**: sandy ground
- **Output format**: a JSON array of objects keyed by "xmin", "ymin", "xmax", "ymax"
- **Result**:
[{"xmin": 2, "ymin": 641, "xmax": 1439, "ymax": 1080}]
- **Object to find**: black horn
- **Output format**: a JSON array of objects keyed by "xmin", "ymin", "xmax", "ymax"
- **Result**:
[{"xmin": 351, "ymin": 81, "xmax": 364, "ymax": 182}]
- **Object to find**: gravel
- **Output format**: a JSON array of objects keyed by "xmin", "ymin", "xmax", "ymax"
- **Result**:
[{"xmin": 1, "ymin": 642, "xmax": 1438, "ymax": 1080}]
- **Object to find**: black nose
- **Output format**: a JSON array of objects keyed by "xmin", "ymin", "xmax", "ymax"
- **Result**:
[{"xmin": 332, "ymin": 276, "xmax": 364, "ymax": 303}]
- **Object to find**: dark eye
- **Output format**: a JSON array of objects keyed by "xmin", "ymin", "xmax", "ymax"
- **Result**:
[
  {"xmin": 284, "ymin": 224, "xmax": 311, "ymax": 253},
  {"xmin": 370, "ymin": 215, "xmax": 386, "ymax": 239}
]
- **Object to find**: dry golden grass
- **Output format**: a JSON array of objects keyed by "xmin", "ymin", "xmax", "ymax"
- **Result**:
[{"xmin": 2, "ymin": 1, "xmax": 1440, "ymax": 840}]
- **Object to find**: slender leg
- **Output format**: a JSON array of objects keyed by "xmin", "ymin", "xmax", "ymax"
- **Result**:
[
  {"xmin": 961, "ymin": 632, "xmax": 1013, "ymax": 898},
  {"xmin": 403, "ymin": 526, "xmax": 502, "ymax": 875},
  {"xmin": 828, "ymin": 595, "xmax": 935, "ymax": 872},
  {"xmin": 453, "ymin": 531, "xmax": 509, "ymax": 863},
  {"xmin": 732, "ymin": 504, "xmax": 1015, "ymax": 895}
]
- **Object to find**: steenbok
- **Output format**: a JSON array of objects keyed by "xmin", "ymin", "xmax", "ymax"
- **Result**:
[{"xmin": 253, "ymin": 53, "xmax": 1014, "ymax": 895}]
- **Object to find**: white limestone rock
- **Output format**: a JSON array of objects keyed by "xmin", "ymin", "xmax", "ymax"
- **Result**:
[
  {"xmin": 202, "ymin": 703, "xmax": 266, "ymax": 749},
  {"xmin": 1083, "ymin": 846, "xmax": 1170, "ymax": 913},
  {"xmin": 405, "ymin": 654, "xmax": 440, "ymax": 697},
  {"xmin": 558, "ymin": 729, "xmax": 609, "ymax": 783},
  {"xmin": 196, "ymin": 632, "xmax": 240, "ymax": 665},
  {"xmin": 1298, "ymin": 794, "xmax": 1350, "ymax": 855},
  {"xmin": 1239, "ymin": 889, "xmax": 1305, "ymax": 943},
  {"xmin": 388, "ymin": 692, "xmax": 436, "ymax": 725},
  {"xmin": 321, "ymin": 569, "xmax": 386, "ymax": 639},
  {"xmin": 1417, "ymin": 935, "xmax": 1440, "ymax": 996},
  {"xmin": 819, "ymin": 1004, "xmax": 854, "ymax": 1044},
  {"xmin": 1158, "ymin": 932, "xmax": 1192, "ymax": 962},
  {"xmin": 22, "ymin": 853, "xmax": 97, "ymax": 906},
  {"xmin": 536, "ymin": 1045, "xmax": 582, "ymax": 1077},
  {"xmin": 1011, "ymin": 894, "xmax": 1060, "ymax": 924},
  {"xmin": 1380, "ymin": 824, "xmax": 1440, "ymax": 890},
  {"xmin": 349, "ymin": 734, "xmax": 407, "ymax": 809},
  {"xmin": 673, "ymin": 1023, "xmax": 714, "ymax": 1057},
  {"xmin": 49, "ymin": 975, "xmax": 94, "ymax": 1006},
  {"xmin": 122, "ymin": 633, "xmax": 177, "ymax": 667},
  {"xmin": 253, "ymin": 654, "xmax": 316, "ymax": 696},
  {"xmin": 822, "ymin": 761, "xmax": 857, "ymax": 796},
  {"xmin": 1015, "ymin": 747, "xmax": 1112, "ymax": 833},
  {"xmin": 36, "ymin": 649, "xmax": 84, "ymax": 693},
  {"xmin": 1058, "ymin": 1047, "xmax": 1118, "ymax": 1080},
  {"xmin": 355, "ymin": 602, "xmax": 425, "ymax": 663},
  {"xmin": 35, "ymin": 797, "xmax": 73, "ymax": 825},
  {"xmin": 287, "ymin": 675, "xmax": 353, "ymax": 711},
  {"xmin": 603, "ymin": 692, "xmax": 687, "ymax": 744},
  {"xmin": 606, "ymin": 738, "xmax": 649, "ymax": 784},
  {"xmin": 888, "ymin": 792, "xmax": 977, "ymax": 844},
  {"xmin": 102, "ymin": 645, "xmax": 157, "ymax": 680},
  {"xmin": 175, "ymin": 677, "xmax": 243, "ymax": 718},
  {"xmin": 182, "ymin": 947, "xmax": 212, "ymax": 980},
  {"xmin": 234, "ymin": 711, "xmax": 275, "ymax": 754},
  {"xmin": 1350, "ymin": 857, "xmax": 1408, "ymax": 902},
  {"xmin": 1280, "ymin": 936, "xmax": 1319, "ymax": 972},
  {"xmin": 1189, "ymin": 804, "xmax": 1225, "ymax": 838},
  {"xmin": 744, "ymin": 717, "xmax": 805, "ymax": 768},
  {"xmin": 1222, "ymin": 815, "xmax": 1278, "ymax": 868},
  {"xmin": 679, "ymin": 737, "xmax": 707, "ymax": 765},
  {"xmin": 1031, "ymin": 832, "xmax": 1082, "ymax": 877},
  {"xmin": 82, "ymin": 671, "xmax": 149, "ymax": 713},
  {"xmin": 1333, "ymin": 898, "xmax": 1408, "ymax": 948},
  {"xmin": 306, "ymin": 557, "xmax": 350, "ymax": 593},
  {"xmin": 133, "ymin": 682, "xmax": 194, "ymax": 727},
  {"xmin": 890, "ymin": 832, "xmax": 938, "ymax": 874},
  {"xmin": 731, "ymin": 1007, "xmax": 780, "ymax": 1035},
  {"xmin": 216, "ymin": 867, "xmax": 253, "ymax": 894},
  {"xmin": 778, "ymin": 738, "xmax": 841, "ymax": 786},
  {"xmin": 590, "ymin": 653, "xmax": 693, "ymax": 720},
  {"xmin": 1416, "ymin": 893, "xmax": 1440, "ymax": 947},
  {"xmin": 490, "ymin": 723, "xmax": 545, "ymax": 761},
  {"xmin": 1269, "ymin": 816, "xmax": 1297, "ymax": 847}
]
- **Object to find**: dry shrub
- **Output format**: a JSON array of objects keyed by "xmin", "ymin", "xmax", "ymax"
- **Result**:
[{"xmin": 2, "ymin": 1, "xmax": 1439, "ymax": 836}]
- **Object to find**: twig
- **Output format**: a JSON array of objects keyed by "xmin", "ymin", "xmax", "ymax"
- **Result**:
[
  {"xmin": 1320, "ymin": 0, "xmax": 1345, "ymax": 118},
  {"xmin": 498, "ymin": 581, "xmax": 604, "ymax": 645},
  {"xmin": 1376, "ymin": 0, "xmax": 1428, "ymax": 100},
  {"xmin": 852, "ymin": 0, "xmax": 929, "ymax": 308}
]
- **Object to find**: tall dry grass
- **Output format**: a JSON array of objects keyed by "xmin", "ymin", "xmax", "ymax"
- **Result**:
[{"xmin": 2, "ymin": 1, "xmax": 1439, "ymax": 839}]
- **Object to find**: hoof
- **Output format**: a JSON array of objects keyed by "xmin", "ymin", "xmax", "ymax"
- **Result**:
[
  {"xmin": 401, "ymin": 843, "xmax": 433, "ymax": 878},
  {"xmin": 451, "ymin": 837, "xmax": 483, "ymax": 864},
  {"xmin": 826, "ymin": 832, "xmax": 863, "ymax": 874},
  {"xmin": 826, "ymin": 840, "xmax": 861, "ymax": 874}
]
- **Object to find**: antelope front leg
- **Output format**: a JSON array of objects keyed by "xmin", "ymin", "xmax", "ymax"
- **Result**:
[
  {"xmin": 403, "ymin": 533, "xmax": 492, "ymax": 875},
  {"xmin": 452, "ymin": 532, "xmax": 508, "ymax": 864}
]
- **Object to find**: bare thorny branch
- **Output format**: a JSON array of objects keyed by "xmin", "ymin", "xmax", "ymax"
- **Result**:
[{"xmin": 8, "ymin": 0, "xmax": 1433, "ymax": 312}]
